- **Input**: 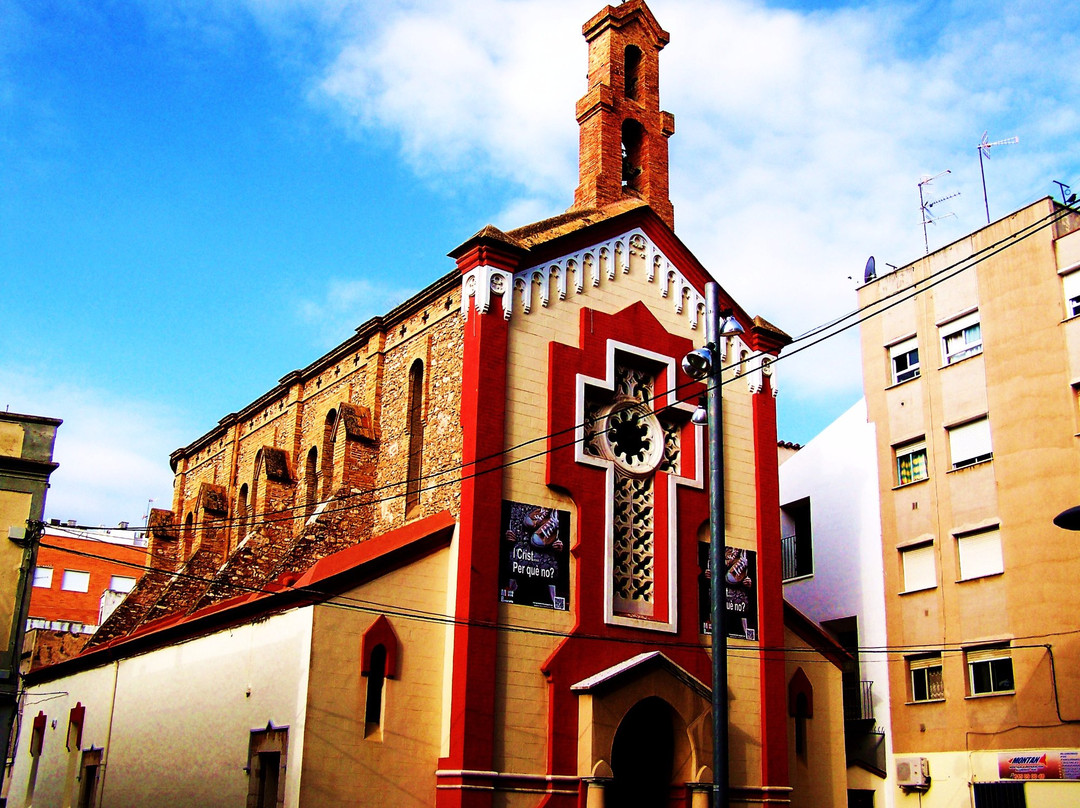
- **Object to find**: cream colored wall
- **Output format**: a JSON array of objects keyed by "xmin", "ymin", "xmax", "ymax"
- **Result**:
[
  {"xmin": 860, "ymin": 199, "xmax": 1080, "ymax": 759},
  {"xmin": 0, "ymin": 490, "xmax": 32, "ymax": 650},
  {"xmin": 302, "ymin": 547, "xmax": 451, "ymax": 808},
  {"xmin": 0, "ymin": 422, "xmax": 23, "ymax": 457},
  {"xmin": 496, "ymin": 230, "xmax": 763, "ymax": 788},
  {"xmin": 784, "ymin": 629, "xmax": 846, "ymax": 808},
  {"xmin": 7, "ymin": 606, "xmax": 313, "ymax": 808}
]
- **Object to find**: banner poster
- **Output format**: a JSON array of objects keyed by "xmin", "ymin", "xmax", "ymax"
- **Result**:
[
  {"xmin": 998, "ymin": 751, "xmax": 1080, "ymax": 780},
  {"xmin": 698, "ymin": 544, "xmax": 758, "ymax": 640},
  {"xmin": 498, "ymin": 501, "xmax": 570, "ymax": 611}
]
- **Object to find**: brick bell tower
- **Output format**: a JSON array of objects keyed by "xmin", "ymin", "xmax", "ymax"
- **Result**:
[{"xmin": 572, "ymin": 0, "xmax": 676, "ymax": 228}]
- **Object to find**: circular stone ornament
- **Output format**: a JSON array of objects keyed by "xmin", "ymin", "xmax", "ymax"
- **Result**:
[{"xmin": 596, "ymin": 397, "xmax": 664, "ymax": 477}]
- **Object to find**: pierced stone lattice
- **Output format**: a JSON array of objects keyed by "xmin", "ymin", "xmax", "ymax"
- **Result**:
[
  {"xmin": 613, "ymin": 475, "xmax": 654, "ymax": 605},
  {"xmin": 580, "ymin": 351, "xmax": 690, "ymax": 623}
]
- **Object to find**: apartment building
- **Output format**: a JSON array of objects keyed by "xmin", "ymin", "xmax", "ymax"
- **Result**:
[{"xmin": 858, "ymin": 197, "xmax": 1080, "ymax": 807}]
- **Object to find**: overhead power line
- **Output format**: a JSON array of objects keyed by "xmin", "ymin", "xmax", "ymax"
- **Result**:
[
  {"xmin": 51, "ymin": 195, "xmax": 1079, "ymax": 536},
  {"xmin": 35, "ymin": 538, "xmax": 1080, "ymax": 662}
]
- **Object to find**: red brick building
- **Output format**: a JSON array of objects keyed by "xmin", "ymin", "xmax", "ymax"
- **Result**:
[{"xmin": 30, "ymin": 526, "xmax": 147, "ymax": 632}]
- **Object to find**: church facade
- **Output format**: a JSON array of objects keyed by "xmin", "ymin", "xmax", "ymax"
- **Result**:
[{"xmin": 8, "ymin": 4, "xmax": 850, "ymax": 807}]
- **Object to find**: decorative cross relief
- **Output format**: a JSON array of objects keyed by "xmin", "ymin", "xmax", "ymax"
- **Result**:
[{"xmin": 575, "ymin": 341, "xmax": 702, "ymax": 632}]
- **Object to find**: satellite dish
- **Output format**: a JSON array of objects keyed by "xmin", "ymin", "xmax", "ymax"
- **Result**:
[{"xmin": 864, "ymin": 255, "xmax": 876, "ymax": 283}]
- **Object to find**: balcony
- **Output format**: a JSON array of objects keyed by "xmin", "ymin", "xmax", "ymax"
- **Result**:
[
  {"xmin": 843, "ymin": 680, "xmax": 886, "ymax": 776},
  {"xmin": 843, "ymin": 680, "xmax": 875, "ymax": 723},
  {"xmin": 781, "ymin": 533, "xmax": 813, "ymax": 581}
]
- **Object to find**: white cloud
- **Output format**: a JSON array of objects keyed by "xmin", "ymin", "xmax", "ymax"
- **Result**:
[
  {"xmin": 317, "ymin": 0, "xmax": 584, "ymax": 195},
  {"xmin": 0, "ymin": 368, "xmax": 183, "ymax": 527},
  {"xmin": 297, "ymin": 277, "xmax": 419, "ymax": 345},
  {"xmin": 299, "ymin": 0, "xmax": 1078, "ymax": 439}
]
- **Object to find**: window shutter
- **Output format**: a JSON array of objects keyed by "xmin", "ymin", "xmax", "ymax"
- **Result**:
[
  {"xmin": 949, "ymin": 418, "xmax": 992, "ymax": 467},
  {"xmin": 958, "ymin": 529, "xmax": 1003, "ymax": 580},
  {"xmin": 902, "ymin": 544, "xmax": 936, "ymax": 592}
]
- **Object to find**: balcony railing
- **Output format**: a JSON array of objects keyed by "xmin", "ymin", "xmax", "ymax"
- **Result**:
[
  {"xmin": 843, "ymin": 680, "xmax": 875, "ymax": 723},
  {"xmin": 781, "ymin": 534, "xmax": 811, "ymax": 581}
]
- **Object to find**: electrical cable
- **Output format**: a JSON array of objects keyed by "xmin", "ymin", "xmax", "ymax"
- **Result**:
[
  {"xmin": 57, "ymin": 195, "xmax": 1079, "ymax": 537},
  {"xmin": 34, "ymin": 539, "xmax": 1080, "ymax": 662},
  {"xmin": 51, "ymin": 197, "xmax": 1078, "ymax": 537}
]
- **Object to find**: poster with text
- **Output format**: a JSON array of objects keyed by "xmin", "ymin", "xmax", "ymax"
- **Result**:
[
  {"xmin": 499, "ymin": 501, "xmax": 570, "ymax": 611},
  {"xmin": 698, "ymin": 544, "xmax": 758, "ymax": 640}
]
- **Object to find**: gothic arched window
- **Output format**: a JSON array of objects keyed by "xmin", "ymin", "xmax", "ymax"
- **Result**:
[
  {"xmin": 621, "ymin": 119, "xmax": 645, "ymax": 191},
  {"xmin": 237, "ymin": 484, "xmax": 249, "ymax": 544},
  {"xmin": 624, "ymin": 45, "xmax": 642, "ymax": 100},
  {"xmin": 321, "ymin": 409, "xmax": 337, "ymax": 500},
  {"xmin": 405, "ymin": 360, "xmax": 424, "ymax": 517},
  {"xmin": 305, "ymin": 446, "xmax": 318, "ymax": 518}
]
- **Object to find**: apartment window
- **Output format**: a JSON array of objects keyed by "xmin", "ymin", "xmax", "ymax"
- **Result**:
[
  {"xmin": 32, "ymin": 567, "xmax": 53, "ymax": 588},
  {"xmin": 957, "ymin": 527, "xmax": 1003, "ymax": 580},
  {"xmin": 889, "ymin": 337, "xmax": 920, "ymax": 384},
  {"xmin": 61, "ymin": 570, "xmax": 91, "ymax": 593},
  {"xmin": 967, "ymin": 645, "xmax": 1014, "ymax": 696},
  {"xmin": 895, "ymin": 440, "xmax": 928, "ymax": 485},
  {"xmin": 901, "ymin": 542, "xmax": 936, "ymax": 593},
  {"xmin": 909, "ymin": 654, "xmax": 944, "ymax": 702},
  {"xmin": 780, "ymin": 497, "xmax": 813, "ymax": 580},
  {"xmin": 109, "ymin": 575, "xmax": 137, "ymax": 593},
  {"xmin": 940, "ymin": 311, "xmax": 982, "ymax": 364},
  {"xmin": 948, "ymin": 417, "xmax": 992, "ymax": 469},
  {"xmin": 1063, "ymin": 269, "xmax": 1080, "ymax": 318}
]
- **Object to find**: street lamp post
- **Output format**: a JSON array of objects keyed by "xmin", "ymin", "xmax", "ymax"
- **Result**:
[{"xmin": 683, "ymin": 282, "xmax": 743, "ymax": 808}]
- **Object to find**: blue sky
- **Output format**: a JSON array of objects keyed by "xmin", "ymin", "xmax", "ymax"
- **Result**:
[{"xmin": 2, "ymin": 0, "xmax": 1077, "ymax": 525}]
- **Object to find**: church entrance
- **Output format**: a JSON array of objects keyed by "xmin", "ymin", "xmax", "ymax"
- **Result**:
[{"xmin": 609, "ymin": 697, "xmax": 676, "ymax": 808}]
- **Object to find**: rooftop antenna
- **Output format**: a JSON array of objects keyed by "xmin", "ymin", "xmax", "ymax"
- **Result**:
[
  {"xmin": 1054, "ymin": 181, "xmax": 1077, "ymax": 206},
  {"xmin": 977, "ymin": 132, "xmax": 1018, "ymax": 223},
  {"xmin": 919, "ymin": 170, "xmax": 960, "ymax": 254}
]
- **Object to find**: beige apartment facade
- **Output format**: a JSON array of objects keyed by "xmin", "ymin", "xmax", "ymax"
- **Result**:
[{"xmin": 859, "ymin": 197, "xmax": 1080, "ymax": 807}]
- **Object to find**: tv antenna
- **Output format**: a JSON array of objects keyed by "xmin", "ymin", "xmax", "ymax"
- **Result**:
[
  {"xmin": 919, "ymin": 170, "xmax": 960, "ymax": 254},
  {"xmin": 977, "ymin": 132, "xmax": 1018, "ymax": 223}
]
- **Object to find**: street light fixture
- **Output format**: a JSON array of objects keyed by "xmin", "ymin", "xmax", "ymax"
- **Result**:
[{"xmin": 682, "ymin": 282, "xmax": 744, "ymax": 808}]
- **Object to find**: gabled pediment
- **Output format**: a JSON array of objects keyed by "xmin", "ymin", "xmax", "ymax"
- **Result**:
[{"xmin": 571, "ymin": 651, "xmax": 710, "ymax": 700}]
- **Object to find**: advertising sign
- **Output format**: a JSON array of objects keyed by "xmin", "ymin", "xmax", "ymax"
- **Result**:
[
  {"xmin": 998, "ymin": 751, "xmax": 1080, "ymax": 781},
  {"xmin": 498, "ymin": 501, "xmax": 570, "ymax": 611},
  {"xmin": 698, "ymin": 544, "xmax": 758, "ymax": 640}
]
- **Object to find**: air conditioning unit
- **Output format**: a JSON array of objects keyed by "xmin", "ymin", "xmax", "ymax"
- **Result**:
[{"xmin": 896, "ymin": 756, "xmax": 930, "ymax": 789}]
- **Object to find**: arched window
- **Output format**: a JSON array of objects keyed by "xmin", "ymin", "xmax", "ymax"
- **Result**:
[
  {"xmin": 794, "ymin": 693, "xmax": 809, "ymax": 760},
  {"xmin": 183, "ymin": 512, "xmax": 194, "ymax": 560},
  {"xmin": 365, "ymin": 644, "xmax": 387, "ymax": 737},
  {"xmin": 788, "ymin": 668, "xmax": 814, "ymax": 762},
  {"xmin": 621, "ymin": 119, "xmax": 645, "ymax": 191},
  {"xmin": 321, "ymin": 409, "xmax": 337, "ymax": 500},
  {"xmin": 624, "ymin": 45, "xmax": 642, "ymax": 100},
  {"xmin": 305, "ymin": 446, "xmax": 318, "ymax": 518},
  {"xmin": 405, "ymin": 361, "xmax": 424, "ymax": 517},
  {"xmin": 250, "ymin": 449, "xmax": 264, "ymax": 539},
  {"xmin": 237, "ymin": 484, "xmax": 249, "ymax": 543}
]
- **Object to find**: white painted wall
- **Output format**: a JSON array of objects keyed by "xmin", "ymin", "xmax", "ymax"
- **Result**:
[
  {"xmin": 7, "ymin": 605, "xmax": 314, "ymax": 808},
  {"xmin": 779, "ymin": 398, "xmax": 894, "ymax": 806}
]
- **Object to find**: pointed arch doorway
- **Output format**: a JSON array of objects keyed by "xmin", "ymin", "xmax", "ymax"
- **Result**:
[
  {"xmin": 609, "ymin": 697, "xmax": 677, "ymax": 808},
  {"xmin": 570, "ymin": 652, "xmax": 712, "ymax": 808}
]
